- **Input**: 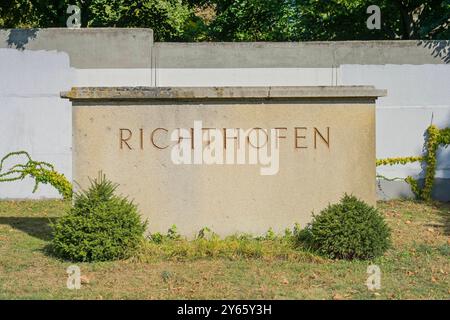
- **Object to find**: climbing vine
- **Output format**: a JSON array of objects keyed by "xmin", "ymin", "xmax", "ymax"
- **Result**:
[
  {"xmin": 376, "ymin": 156, "xmax": 423, "ymax": 167},
  {"xmin": 0, "ymin": 151, "xmax": 72, "ymax": 200},
  {"xmin": 377, "ymin": 125, "xmax": 450, "ymax": 201}
]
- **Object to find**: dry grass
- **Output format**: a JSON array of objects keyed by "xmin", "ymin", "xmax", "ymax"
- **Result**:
[{"xmin": 0, "ymin": 199, "xmax": 448, "ymax": 299}]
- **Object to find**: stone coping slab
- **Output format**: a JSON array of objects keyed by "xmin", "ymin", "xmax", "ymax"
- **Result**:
[{"xmin": 61, "ymin": 86, "xmax": 387, "ymax": 101}]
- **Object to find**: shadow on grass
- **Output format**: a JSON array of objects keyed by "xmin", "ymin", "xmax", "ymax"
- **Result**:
[
  {"xmin": 432, "ymin": 203, "xmax": 450, "ymax": 236},
  {"xmin": 0, "ymin": 217, "xmax": 58, "ymax": 241}
]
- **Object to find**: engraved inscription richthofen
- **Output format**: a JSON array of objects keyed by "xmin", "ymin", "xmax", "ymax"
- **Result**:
[{"xmin": 118, "ymin": 127, "xmax": 331, "ymax": 151}]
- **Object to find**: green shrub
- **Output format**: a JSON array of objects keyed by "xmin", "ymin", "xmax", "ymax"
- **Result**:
[
  {"xmin": 51, "ymin": 174, "xmax": 147, "ymax": 262},
  {"xmin": 297, "ymin": 194, "xmax": 391, "ymax": 260}
]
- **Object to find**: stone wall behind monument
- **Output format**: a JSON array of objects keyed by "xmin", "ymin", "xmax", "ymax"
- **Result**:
[{"xmin": 1, "ymin": 29, "xmax": 449, "ymax": 200}]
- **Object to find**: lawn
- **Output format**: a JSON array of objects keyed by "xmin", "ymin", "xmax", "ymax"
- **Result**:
[{"xmin": 0, "ymin": 199, "xmax": 448, "ymax": 299}]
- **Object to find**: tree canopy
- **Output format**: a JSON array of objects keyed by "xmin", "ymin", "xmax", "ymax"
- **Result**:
[{"xmin": 1, "ymin": 0, "xmax": 449, "ymax": 41}]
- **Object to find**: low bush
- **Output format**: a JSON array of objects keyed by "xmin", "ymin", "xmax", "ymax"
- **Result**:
[
  {"xmin": 297, "ymin": 194, "xmax": 391, "ymax": 260},
  {"xmin": 51, "ymin": 174, "xmax": 147, "ymax": 262}
]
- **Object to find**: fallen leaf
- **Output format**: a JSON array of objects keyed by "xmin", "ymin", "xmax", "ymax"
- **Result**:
[
  {"xmin": 282, "ymin": 278, "xmax": 289, "ymax": 285},
  {"xmin": 311, "ymin": 273, "xmax": 319, "ymax": 279},
  {"xmin": 405, "ymin": 220, "xmax": 412, "ymax": 224},
  {"xmin": 427, "ymin": 228, "xmax": 434, "ymax": 233},
  {"xmin": 80, "ymin": 275, "xmax": 90, "ymax": 284},
  {"xmin": 431, "ymin": 276, "xmax": 437, "ymax": 283},
  {"xmin": 333, "ymin": 293, "xmax": 344, "ymax": 300}
]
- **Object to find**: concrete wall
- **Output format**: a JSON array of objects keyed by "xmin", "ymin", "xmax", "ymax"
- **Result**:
[
  {"xmin": 0, "ymin": 29, "xmax": 153, "ymax": 198},
  {"xmin": 0, "ymin": 29, "xmax": 449, "ymax": 200}
]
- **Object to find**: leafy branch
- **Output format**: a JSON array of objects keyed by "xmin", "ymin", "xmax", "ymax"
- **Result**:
[{"xmin": 0, "ymin": 151, "xmax": 72, "ymax": 200}]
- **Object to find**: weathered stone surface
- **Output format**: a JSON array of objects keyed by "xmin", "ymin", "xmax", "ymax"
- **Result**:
[
  {"xmin": 62, "ymin": 86, "xmax": 386, "ymax": 100},
  {"xmin": 64, "ymin": 86, "xmax": 383, "ymax": 237}
]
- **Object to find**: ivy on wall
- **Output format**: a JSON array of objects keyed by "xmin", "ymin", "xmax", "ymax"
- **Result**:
[
  {"xmin": 0, "ymin": 151, "xmax": 72, "ymax": 200},
  {"xmin": 377, "ymin": 125, "xmax": 450, "ymax": 201}
]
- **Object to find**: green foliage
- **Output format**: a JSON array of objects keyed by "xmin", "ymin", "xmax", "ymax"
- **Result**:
[
  {"xmin": 420, "ymin": 125, "xmax": 450, "ymax": 200},
  {"xmin": 166, "ymin": 224, "xmax": 181, "ymax": 240},
  {"xmin": 0, "ymin": 0, "xmax": 68, "ymax": 28},
  {"xmin": 149, "ymin": 224, "xmax": 182, "ymax": 243},
  {"xmin": 149, "ymin": 225, "xmax": 215, "ymax": 242},
  {"xmin": 0, "ymin": 0, "xmax": 197, "ymax": 41},
  {"xmin": 114, "ymin": 0, "xmax": 194, "ymax": 41},
  {"xmin": 297, "ymin": 194, "xmax": 391, "ymax": 260},
  {"xmin": 51, "ymin": 173, "xmax": 147, "ymax": 262},
  {"xmin": 437, "ymin": 244, "xmax": 450, "ymax": 257},
  {"xmin": 0, "ymin": 151, "xmax": 72, "ymax": 200},
  {"xmin": 207, "ymin": 0, "xmax": 300, "ymax": 41},
  {"xmin": 139, "ymin": 223, "xmax": 327, "ymax": 263},
  {"xmin": 405, "ymin": 175, "xmax": 421, "ymax": 199},
  {"xmin": 140, "ymin": 227, "xmax": 320, "ymax": 262},
  {"xmin": 196, "ymin": 226, "xmax": 217, "ymax": 239},
  {"xmin": 419, "ymin": 125, "xmax": 440, "ymax": 201},
  {"xmin": 1, "ymin": 1, "xmax": 449, "ymax": 40},
  {"xmin": 205, "ymin": 0, "xmax": 450, "ymax": 41},
  {"xmin": 264, "ymin": 227, "xmax": 277, "ymax": 241},
  {"xmin": 377, "ymin": 125, "xmax": 450, "ymax": 201},
  {"xmin": 376, "ymin": 156, "xmax": 423, "ymax": 167},
  {"xmin": 437, "ymin": 127, "xmax": 450, "ymax": 145}
]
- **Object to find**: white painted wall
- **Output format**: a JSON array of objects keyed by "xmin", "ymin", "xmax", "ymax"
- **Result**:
[
  {"xmin": 73, "ymin": 69, "xmax": 152, "ymax": 87},
  {"xmin": 1, "ymin": 47, "xmax": 450, "ymax": 199},
  {"xmin": 340, "ymin": 64, "xmax": 450, "ymax": 180},
  {"xmin": 0, "ymin": 49, "xmax": 152, "ymax": 199},
  {"xmin": 0, "ymin": 49, "xmax": 73, "ymax": 198},
  {"xmin": 155, "ymin": 68, "xmax": 339, "ymax": 86}
]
